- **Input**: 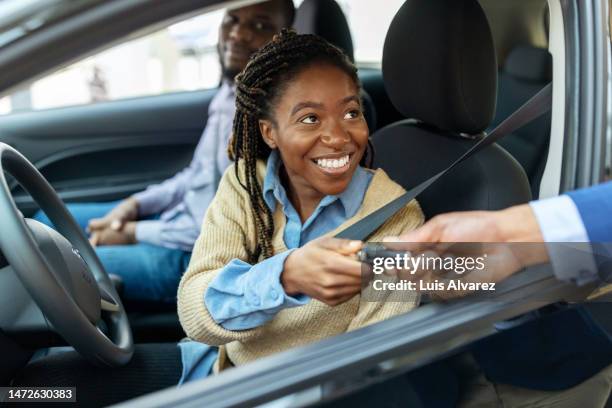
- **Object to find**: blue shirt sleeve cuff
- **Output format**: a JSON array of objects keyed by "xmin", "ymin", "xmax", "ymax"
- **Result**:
[
  {"xmin": 135, "ymin": 220, "xmax": 164, "ymax": 247},
  {"xmin": 530, "ymin": 195, "xmax": 599, "ymax": 285},
  {"xmin": 243, "ymin": 249, "xmax": 309, "ymax": 308},
  {"xmin": 205, "ymin": 249, "xmax": 310, "ymax": 331},
  {"xmin": 530, "ymin": 195, "xmax": 590, "ymax": 242}
]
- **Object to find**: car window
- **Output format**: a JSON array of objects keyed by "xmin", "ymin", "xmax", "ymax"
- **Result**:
[{"xmin": 0, "ymin": 8, "xmax": 224, "ymax": 115}]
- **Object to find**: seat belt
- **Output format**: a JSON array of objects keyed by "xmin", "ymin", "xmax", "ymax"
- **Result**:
[{"xmin": 335, "ymin": 83, "xmax": 553, "ymax": 241}]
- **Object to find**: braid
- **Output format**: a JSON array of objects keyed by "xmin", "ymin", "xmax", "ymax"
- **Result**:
[{"xmin": 230, "ymin": 29, "xmax": 361, "ymax": 262}]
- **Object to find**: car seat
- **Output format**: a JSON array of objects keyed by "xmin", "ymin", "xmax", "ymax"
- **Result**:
[
  {"xmin": 493, "ymin": 45, "xmax": 553, "ymax": 199},
  {"xmin": 371, "ymin": 0, "xmax": 531, "ymax": 219},
  {"xmin": 294, "ymin": 0, "xmax": 377, "ymax": 131}
]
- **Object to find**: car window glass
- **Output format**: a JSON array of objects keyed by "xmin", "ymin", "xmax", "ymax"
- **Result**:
[{"xmin": 0, "ymin": 8, "xmax": 224, "ymax": 115}]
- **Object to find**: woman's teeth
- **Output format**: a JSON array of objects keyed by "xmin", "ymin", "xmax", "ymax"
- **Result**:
[{"xmin": 316, "ymin": 155, "xmax": 350, "ymax": 169}]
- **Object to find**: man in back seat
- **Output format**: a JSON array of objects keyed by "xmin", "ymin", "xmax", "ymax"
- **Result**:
[{"xmin": 33, "ymin": 0, "xmax": 295, "ymax": 303}]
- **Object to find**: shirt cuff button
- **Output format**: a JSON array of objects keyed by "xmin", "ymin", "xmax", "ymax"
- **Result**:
[{"xmin": 270, "ymin": 289, "xmax": 278, "ymax": 300}]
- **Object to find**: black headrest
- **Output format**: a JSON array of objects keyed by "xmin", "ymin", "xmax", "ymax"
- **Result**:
[
  {"xmin": 504, "ymin": 45, "xmax": 552, "ymax": 83},
  {"xmin": 382, "ymin": 0, "xmax": 497, "ymax": 135},
  {"xmin": 293, "ymin": 0, "xmax": 354, "ymax": 61}
]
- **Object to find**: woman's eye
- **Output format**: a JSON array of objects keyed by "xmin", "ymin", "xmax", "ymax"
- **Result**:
[
  {"xmin": 344, "ymin": 109, "xmax": 361, "ymax": 120},
  {"xmin": 300, "ymin": 115, "xmax": 318, "ymax": 124}
]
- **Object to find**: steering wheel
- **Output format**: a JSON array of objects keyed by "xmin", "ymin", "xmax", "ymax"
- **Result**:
[{"xmin": 0, "ymin": 143, "xmax": 133, "ymax": 367}]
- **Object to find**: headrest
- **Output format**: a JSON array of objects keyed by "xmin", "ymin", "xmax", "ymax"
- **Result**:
[
  {"xmin": 382, "ymin": 0, "xmax": 497, "ymax": 135},
  {"xmin": 504, "ymin": 45, "xmax": 552, "ymax": 83},
  {"xmin": 293, "ymin": 0, "xmax": 354, "ymax": 61}
]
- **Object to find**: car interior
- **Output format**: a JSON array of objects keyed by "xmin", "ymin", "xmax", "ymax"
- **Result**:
[{"xmin": 0, "ymin": 0, "xmax": 609, "ymax": 406}]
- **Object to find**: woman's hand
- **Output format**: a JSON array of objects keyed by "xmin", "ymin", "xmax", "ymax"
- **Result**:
[
  {"xmin": 281, "ymin": 237, "xmax": 364, "ymax": 306},
  {"xmin": 87, "ymin": 197, "xmax": 139, "ymax": 234}
]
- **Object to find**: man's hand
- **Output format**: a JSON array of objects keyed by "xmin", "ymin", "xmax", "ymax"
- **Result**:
[
  {"xmin": 282, "ymin": 237, "xmax": 363, "ymax": 306},
  {"xmin": 380, "ymin": 205, "xmax": 549, "ymax": 300},
  {"xmin": 87, "ymin": 197, "xmax": 139, "ymax": 234},
  {"xmin": 388, "ymin": 205, "xmax": 543, "ymax": 245},
  {"xmin": 90, "ymin": 221, "xmax": 137, "ymax": 247}
]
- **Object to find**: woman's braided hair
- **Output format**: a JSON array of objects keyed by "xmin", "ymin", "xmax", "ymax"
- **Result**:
[{"xmin": 230, "ymin": 29, "xmax": 371, "ymax": 262}]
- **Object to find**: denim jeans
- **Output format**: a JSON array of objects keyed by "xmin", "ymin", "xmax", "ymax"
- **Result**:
[{"xmin": 33, "ymin": 202, "xmax": 191, "ymax": 302}]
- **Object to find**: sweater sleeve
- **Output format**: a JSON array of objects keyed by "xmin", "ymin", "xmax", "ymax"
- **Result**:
[
  {"xmin": 347, "ymin": 199, "xmax": 425, "ymax": 332},
  {"xmin": 177, "ymin": 164, "xmax": 267, "ymax": 346}
]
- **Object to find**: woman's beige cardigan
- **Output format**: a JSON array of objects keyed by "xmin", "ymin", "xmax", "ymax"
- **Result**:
[{"xmin": 178, "ymin": 161, "xmax": 424, "ymax": 371}]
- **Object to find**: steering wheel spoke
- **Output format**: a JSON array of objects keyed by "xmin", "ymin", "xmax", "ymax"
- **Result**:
[{"xmin": 99, "ymin": 285, "xmax": 120, "ymax": 313}]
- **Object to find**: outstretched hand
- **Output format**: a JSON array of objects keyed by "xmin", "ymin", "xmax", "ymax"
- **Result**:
[{"xmin": 379, "ymin": 205, "xmax": 549, "ymax": 300}]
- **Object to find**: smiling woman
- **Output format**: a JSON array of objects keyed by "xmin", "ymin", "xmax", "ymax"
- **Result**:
[{"xmin": 177, "ymin": 30, "xmax": 424, "ymax": 380}]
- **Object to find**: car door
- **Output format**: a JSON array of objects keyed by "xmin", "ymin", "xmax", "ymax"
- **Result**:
[{"xmin": 0, "ymin": 7, "xmax": 225, "ymax": 216}]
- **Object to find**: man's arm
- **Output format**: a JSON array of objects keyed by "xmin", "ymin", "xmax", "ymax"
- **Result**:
[
  {"xmin": 383, "ymin": 181, "xmax": 612, "ymax": 288},
  {"xmin": 511, "ymin": 181, "xmax": 611, "ymax": 284}
]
